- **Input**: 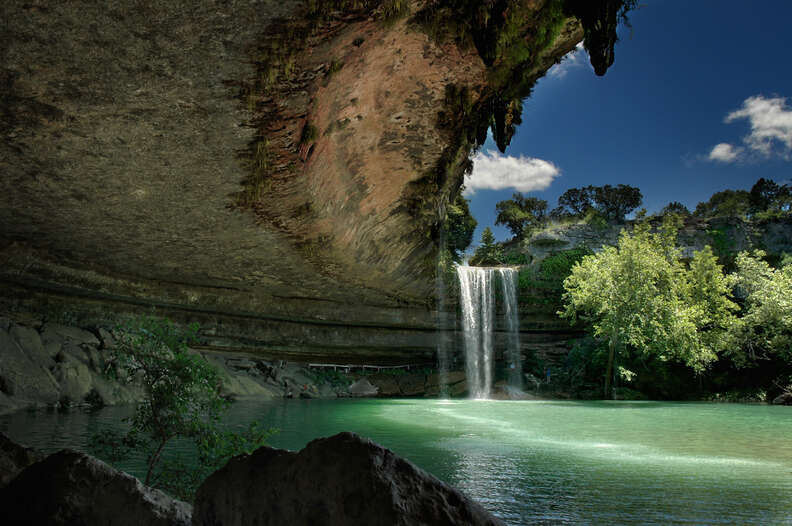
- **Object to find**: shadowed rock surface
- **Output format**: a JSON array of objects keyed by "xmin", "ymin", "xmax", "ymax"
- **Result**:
[
  {"xmin": 193, "ymin": 431, "xmax": 505, "ymax": 526},
  {"xmin": 0, "ymin": 432, "xmax": 42, "ymax": 488},
  {"xmin": 0, "ymin": 449, "xmax": 192, "ymax": 526},
  {"xmin": 0, "ymin": 0, "xmax": 584, "ymax": 362}
]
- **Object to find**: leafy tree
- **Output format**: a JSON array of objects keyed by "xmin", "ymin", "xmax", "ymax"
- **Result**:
[
  {"xmin": 749, "ymin": 178, "xmax": 791, "ymax": 218},
  {"xmin": 90, "ymin": 317, "xmax": 273, "ymax": 500},
  {"xmin": 446, "ymin": 193, "xmax": 477, "ymax": 260},
  {"xmin": 559, "ymin": 219, "xmax": 736, "ymax": 397},
  {"xmin": 694, "ymin": 189, "xmax": 751, "ymax": 218},
  {"xmin": 494, "ymin": 192, "xmax": 548, "ymax": 238},
  {"xmin": 557, "ymin": 187, "xmax": 594, "ymax": 216},
  {"xmin": 726, "ymin": 251, "xmax": 792, "ymax": 368},
  {"xmin": 471, "ymin": 227, "xmax": 504, "ymax": 266},
  {"xmin": 591, "ymin": 184, "xmax": 642, "ymax": 223},
  {"xmin": 555, "ymin": 184, "xmax": 642, "ymax": 223},
  {"xmin": 660, "ymin": 201, "xmax": 691, "ymax": 217}
]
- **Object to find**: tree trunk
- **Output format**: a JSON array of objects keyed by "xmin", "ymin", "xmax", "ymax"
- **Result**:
[
  {"xmin": 145, "ymin": 439, "xmax": 168, "ymax": 486},
  {"xmin": 604, "ymin": 337, "xmax": 616, "ymax": 399}
]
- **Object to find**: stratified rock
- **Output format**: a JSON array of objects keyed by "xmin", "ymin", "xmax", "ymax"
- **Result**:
[
  {"xmin": 0, "ymin": 432, "xmax": 42, "ymax": 489},
  {"xmin": 398, "ymin": 373, "xmax": 427, "ymax": 396},
  {"xmin": 0, "ymin": 449, "xmax": 192, "ymax": 526},
  {"xmin": 193, "ymin": 432, "xmax": 504, "ymax": 526},
  {"xmin": 366, "ymin": 374, "xmax": 400, "ymax": 396},
  {"xmin": 348, "ymin": 377, "xmax": 379, "ymax": 397},
  {"xmin": 772, "ymin": 392, "xmax": 792, "ymax": 405}
]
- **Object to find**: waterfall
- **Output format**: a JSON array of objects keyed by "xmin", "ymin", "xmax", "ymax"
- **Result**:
[
  {"xmin": 456, "ymin": 265, "xmax": 521, "ymax": 399},
  {"xmin": 498, "ymin": 268, "xmax": 523, "ymax": 391}
]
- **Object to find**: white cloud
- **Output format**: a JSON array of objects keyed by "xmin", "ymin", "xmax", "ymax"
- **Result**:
[
  {"xmin": 708, "ymin": 142, "xmax": 742, "ymax": 163},
  {"xmin": 463, "ymin": 150, "xmax": 560, "ymax": 195},
  {"xmin": 548, "ymin": 42, "xmax": 587, "ymax": 79},
  {"xmin": 725, "ymin": 95, "xmax": 792, "ymax": 158}
]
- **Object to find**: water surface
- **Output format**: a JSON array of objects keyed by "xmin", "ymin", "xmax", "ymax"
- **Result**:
[{"xmin": 2, "ymin": 399, "xmax": 791, "ymax": 525}]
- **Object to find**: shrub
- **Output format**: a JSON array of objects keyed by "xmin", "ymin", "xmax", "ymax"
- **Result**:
[{"xmin": 89, "ymin": 317, "xmax": 274, "ymax": 501}]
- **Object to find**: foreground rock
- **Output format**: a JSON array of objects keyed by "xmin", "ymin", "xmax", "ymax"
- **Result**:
[
  {"xmin": 194, "ymin": 432, "xmax": 504, "ymax": 526},
  {"xmin": 0, "ymin": 432, "xmax": 42, "ymax": 488},
  {"xmin": 0, "ymin": 449, "xmax": 192, "ymax": 526}
]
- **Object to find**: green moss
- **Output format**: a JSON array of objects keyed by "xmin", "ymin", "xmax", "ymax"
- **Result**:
[
  {"xmin": 299, "ymin": 123, "xmax": 319, "ymax": 146},
  {"xmin": 327, "ymin": 59, "xmax": 344, "ymax": 77}
]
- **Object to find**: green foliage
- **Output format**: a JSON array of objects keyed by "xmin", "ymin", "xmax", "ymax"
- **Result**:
[
  {"xmin": 707, "ymin": 226, "xmax": 737, "ymax": 265},
  {"xmin": 660, "ymin": 201, "xmax": 691, "ymax": 217},
  {"xmin": 418, "ymin": 0, "xmax": 570, "ymax": 153},
  {"xmin": 749, "ymin": 177, "xmax": 792, "ymax": 216},
  {"xmin": 299, "ymin": 123, "xmax": 319, "ymax": 145},
  {"xmin": 560, "ymin": 219, "xmax": 738, "ymax": 396},
  {"xmin": 471, "ymin": 227, "xmax": 504, "ymax": 266},
  {"xmin": 558, "ymin": 187, "xmax": 593, "ymax": 216},
  {"xmin": 726, "ymin": 250, "xmax": 792, "ymax": 368},
  {"xmin": 445, "ymin": 193, "xmax": 477, "ymax": 260},
  {"xmin": 555, "ymin": 184, "xmax": 642, "ymax": 223},
  {"xmin": 89, "ymin": 317, "xmax": 274, "ymax": 500},
  {"xmin": 494, "ymin": 192, "xmax": 548, "ymax": 238},
  {"xmin": 501, "ymin": 251, "xmax": 529, "ymax": 265},
  {"xmin": 306, "ymin": 368, "xmax": 352, "ymax": 388},
  {"xmin": 592, "ymin": 184, "xmax": 643, "ymax": 223},
  {"xmin": 694, "ymin": 189, "xmax": 751, "ymax": 219},
  {"xmin": 530, "ymin": 237, "xmax": 569, "ymax": 248},
  {"xmin": 518, "ymin": 248, "xmax": 591, "ymax": 310}
]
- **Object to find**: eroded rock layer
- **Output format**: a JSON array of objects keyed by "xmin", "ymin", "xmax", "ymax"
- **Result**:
[{"xmin": 1, "ymin": 1, "xmax": 584, "ymax": 359}]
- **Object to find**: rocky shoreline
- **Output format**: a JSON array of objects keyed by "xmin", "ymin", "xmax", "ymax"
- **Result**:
[
  {"xmin": 0, "ymin": 316, "xmax": 480, "ymax": 415},
  {"xmin": 0, "ymin": 431, "xmax": 503, "ymax": 526}
]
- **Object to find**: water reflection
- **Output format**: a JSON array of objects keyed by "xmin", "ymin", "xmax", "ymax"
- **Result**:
[{"xmin": 1, "ymin": 399, "xmax": 791, "ymax": 525}]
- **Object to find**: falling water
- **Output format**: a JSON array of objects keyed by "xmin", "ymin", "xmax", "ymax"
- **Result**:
[
  {"xmin": 498, "ymin": 268, "xmax": 523, "ymax": 390},
  {"xmin": 456, "ymin": 265, "xmax": 521, "ymax": 398}
]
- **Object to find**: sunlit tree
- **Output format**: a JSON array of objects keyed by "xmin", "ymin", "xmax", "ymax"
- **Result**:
[
  {"xmin": 726, "ymin": 251, "xmax": 792, "ymax": 367},
  {"xmin": 559, "ymin": 219, "xmax": 736, "ymax": 397}
]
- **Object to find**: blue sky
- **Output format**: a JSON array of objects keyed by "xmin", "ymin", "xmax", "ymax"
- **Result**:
[{"xmin": 465, "ymin": 0, "xmax": 792, "ymax": 243}]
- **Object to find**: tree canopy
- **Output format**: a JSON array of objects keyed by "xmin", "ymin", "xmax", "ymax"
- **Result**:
[
  {"xmin": 494, "ymin": 192, "xmax": 548, "ymax": 238},
  {"xmin": 446, "ymin": 193, "xmax": 477, "ymax": 260},
  {"xmin": 694, "ymin": 178, "xmax": 791, "ymax": 219},
  {"xmin": 559, "ymin": 219, "xmax": 737, "ymax": 397},
  {"xmin": 471, "ymin": 227, "xmax": 504, "ymax": 266},
  {"xmin": 554, "ymin": 184, "xmax": 642, "ymax": 223},
  {"xmin": 726, "ymin": 251, "xmax": 792, "ymax": 368}
]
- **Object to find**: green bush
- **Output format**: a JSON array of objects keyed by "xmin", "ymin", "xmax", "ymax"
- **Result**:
[{"xmin": 89, "ymin": 317, "xmax": 275, "ymax": 501}]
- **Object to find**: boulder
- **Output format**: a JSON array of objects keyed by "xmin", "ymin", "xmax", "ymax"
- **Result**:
[
  {"xmin": 366, "ymin": 374, "xmax": 400, "ymax": 396},
  {"xmin": 348, "ymin": 377, "xmax": 378, "ymax": 396},
  {"xmin": 9, "ymin": 324, "xmax": 51, "ymax": 365},
  {"xmin": 40, "ymin": 323, "xmax": 100, "ymax": 348},
  {"xmin": 52, "ymin": 350, "xmax": 94, "ymax": 402},
  {"xmin": 193, "ymin": 432, "xmax": 505, "ymax": 526},
  {"xmin": 0, "ymin": 432, "xmax": 42, "ymax": 488},
  {"xmin": 97, "ymin": 327, "xmax": 116, "ymax": 349},
  {"xmin": 0, "ymin": 449, "xmax": 192, "ymax": 526},
  {"xmin": 0, "ymin": 329, "xmax": 60, "ymax": 403}
]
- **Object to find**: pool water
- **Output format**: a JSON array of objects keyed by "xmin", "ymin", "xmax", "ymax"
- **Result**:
[{"xmin": 2, "ymin": 399, "xmax": 791, "ymax": 525}]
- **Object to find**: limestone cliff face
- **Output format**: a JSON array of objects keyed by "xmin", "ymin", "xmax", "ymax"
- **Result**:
[{"xmin": 0, "ymin": 0, "xmax": 583, "ymax": 360}]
